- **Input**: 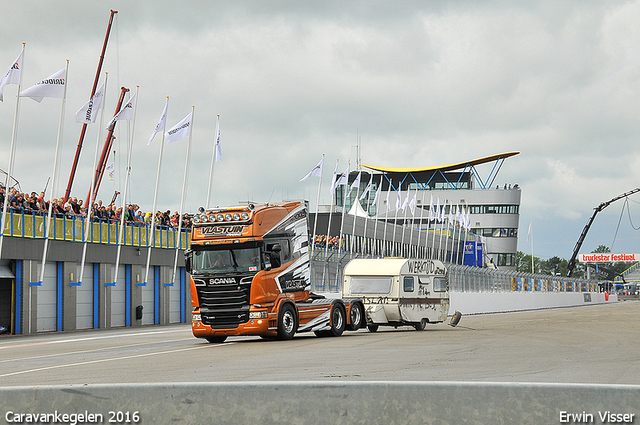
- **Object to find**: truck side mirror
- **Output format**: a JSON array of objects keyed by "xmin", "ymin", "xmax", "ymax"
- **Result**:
[
  {"xmin": 263, "ymin": 253, "xmax": 272, "ymax": 271},
  {"xmin": 270, "ymin": 244, "xmax": 282, "ymax": 268},
  {"xmin": 184, "ymin": 250, "xmax": 193, "ymax": 274}
]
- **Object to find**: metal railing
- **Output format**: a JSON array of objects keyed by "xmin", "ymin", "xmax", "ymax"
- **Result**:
[
  {"xmin": 447, "ymin": 264, "xmax": 597, "ymax": 292},
  {"xmin": 1, "ymin": 210, "xmax": 190, "ymax": 250},
  {"xmin": 309, "ymin": 246, "xmax": 598, "ymax": 294}
]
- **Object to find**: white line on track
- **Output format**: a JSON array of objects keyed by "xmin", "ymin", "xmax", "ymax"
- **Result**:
[
  {"xmin": 0, "ymin": 342, "xmax": 233, "ymax": 378},
  {"xmin": 0, "ymin": 338, "xmax": 195, "ymax": 364},
  {"xmin": 0, "ymin": 328, "xmax": 190, "ymax": 350}
]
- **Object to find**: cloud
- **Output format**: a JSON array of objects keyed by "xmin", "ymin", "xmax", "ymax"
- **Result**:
[{"xmin": 1, "ymin": 1, "xmax": 640, "ymax": 259}]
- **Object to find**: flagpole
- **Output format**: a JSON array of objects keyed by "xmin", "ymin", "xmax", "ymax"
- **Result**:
[
  {"xmin": 382, "ymin": 179, "xmax": 391, "ymax": 257},
  {"xmin": 144, "ymin": 96, "xmax": 169, "ymax": 286},
  {"xmin": 322, "ymin": 159, "xmax": 338, "ymax": 289},
  {"xmin": 360, "ymin": 176, "xmax": 372, "ymax": 257},
  {"xmin": 78, "ymin": 72, "xmax": 108, "ymax": 285},
  {"xmin": 444, "ymin": 200, "xmax": 451, "ymax": 263},
  {"xmin": 37, "ymin": 60, "xmax": 69, "ymax": 285},
  {"xmin": 171, "ymin": 106, "xmax": 195, "ymax": 285},
  {"xmin": 408, "ymin": 190, "xmax": 416, "ymax": 258},
  {"xmin": 400, "ymin": 189, "xmax": 411, "ymax": 257},
  {"xmin": 349, "ymin": 172, "xmax": 361, "ymax": 255},
  {"xmin": 205, "ymin": 114, "xmax": 220, "ymax": 209},
  {"xmin": 372, "ymin": 174, "xmax": 383, "ymax": 257},
  {"xmin": 530, "ymin": 221, "xmax": 534, "ymax": 273},
  {"xmin": 310, "ymin": 154, "xmax": 324, "ymax": 262},
  {"xmin": 416, "ymin": 191, "xmax": 425, "ymax": 259},
  {"xmin": 437, "ymin": 198, "xmax": 446, "ymax": 261},
  {"xmin": 0, "ymin": 43, "xmax": 25, "ymax": 259},
  {"xmin": 113, "ymin": 86, "xmax": 140, "ymax": 285},
  {"xmin": 464, "ymin": 208, "xmax": 470, "ymax": 266},
  {"xmin": 391, "ymin": 186, "xmax": 401, "ymax": 257},
  {"xmin": 431, "ymin": 196, "xmax": 439, "ymax": 260},
  {"xmin": 454, "ymin": 203, "xmax": 460, "ymax": 265},
  {"xmin": 338, "ymin": 162, "xmax": 350, "ymax": 258}
]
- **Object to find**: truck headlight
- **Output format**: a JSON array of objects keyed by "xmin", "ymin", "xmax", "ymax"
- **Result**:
[
  {"xmin": 249, "ymin": 311, "xmax": 267, "ymax": 319},
  {"xmin": 192, "ymin": 313, "xmax": 202, "ymax": 322}
]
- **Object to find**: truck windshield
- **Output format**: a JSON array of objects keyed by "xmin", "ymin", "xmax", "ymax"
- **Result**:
[{"xmin": 192, "ymin": 247, "xmax": 261, "ymax": 274}]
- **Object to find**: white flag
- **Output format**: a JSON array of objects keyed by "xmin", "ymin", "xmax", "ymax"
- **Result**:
[
  {"xmin": 215, "ymin": 116, "xmax": 222, "ymax": 162},
  {"xmin": 371, "ymin": 182, "xmax": 382, "ymax": 206},
  {"xmin": 436, "ymin": 197, "xmax": 442, "ymax": 222},
  {"xmin": 359, "ymin": 177, "xmax": 372, "ymax": 201},
  {"xmin": 165, "ymin": 112, "xmax": 193, "ymax": 144},
  {"xmin": 300, "ymin": 157, "xmax": 323, "ymax": 181},
  {"xmin": 107, "ymin": 93, "xmax": 136, "ymax": 129},
  {"xmin": 385, "ymin": 182, "xmax": 391, "ymax": 209},
  {"xmin": 329, "ymin": 162, "xmax": 339, "ymax": 195},
  {"xmin": 448, "ymin": 200, "xmax": 453, "ymax": 223},
  {"xmin": 409, "ymin": 192, "xmax": 416, "ymax": 215},
  {"xmin": 395, "ymin": 189, "xmax": 402, "ymax": 211},
  {"xmin": 75, "ymin": 82, "xmax": 105, "ymax": 124},
  {"xmin": 0, "ymin": 50, "xmax": 23, "ymax": 102},
  {"xmin": 19, "ymin": 68, "xmax": 66, "ymax": 102},
  {"xmin": 465, "ymin": 209, "xmax": 471, "ymax": 230},
  {"xmin": 460, "ymin": 206, "xmax": 467, "ymax": 229},
  {"xmin": 401, "ymin": 192, "xmax": 409, "ymax": 211},
  {"xmin": 429, "ymin": 194, "xmax": 434, "ymax": 221},
  {"xmin": 526, "ymin": 220, "xmax": 532, "ymax": 242},
  {"xmin": 348, "ymin": 171, "xmax": 361, "ymax": 197},
  {"xmin": 148, "ymin": 98, "xmax": 168, "ymax": 145},
  {"xmin": 330, "ymin": 166, "xmax": 349, "ymax": 195}
]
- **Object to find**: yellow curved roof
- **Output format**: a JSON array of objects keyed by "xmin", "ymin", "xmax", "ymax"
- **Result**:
[{"xmin": 361, "ymin": 151, "xmax": 519, "ymax": 173}]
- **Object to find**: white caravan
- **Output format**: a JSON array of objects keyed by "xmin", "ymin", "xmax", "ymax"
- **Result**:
[{"xmin": 342, "ymin": 258, "xmax": 452, "ymax": 331}]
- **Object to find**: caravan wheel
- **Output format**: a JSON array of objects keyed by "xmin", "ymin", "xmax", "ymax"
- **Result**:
[{"xmin": 414, "ymin": 319, "xmax": 427, "ymax": 331}]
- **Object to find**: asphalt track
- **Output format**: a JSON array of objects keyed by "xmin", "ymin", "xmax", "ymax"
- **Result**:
[{"xmin": 1, "ymin": 301, "xmax": 638, "ymax": 387}]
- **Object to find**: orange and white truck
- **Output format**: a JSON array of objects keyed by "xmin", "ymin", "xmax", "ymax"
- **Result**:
[{"xmin": 185, "ymin": 201, "xmax": 365, "ymax": 343}]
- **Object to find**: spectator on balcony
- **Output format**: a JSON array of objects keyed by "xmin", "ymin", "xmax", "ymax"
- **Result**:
[
  {"xmin": 9, "ymin": 191, "xmax": 21, "ymax": 212},
  {"xmin": 36, "ymin": 194, "xmax": 47, "ymax": 213}
]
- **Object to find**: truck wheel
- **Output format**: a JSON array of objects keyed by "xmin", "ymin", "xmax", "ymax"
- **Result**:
[
  {"xmin": 205, "ymin": 336, "xmax": 227, "ymax": 343},
  {"xmin": 315, "ymin": 303, "xmax": 346, "ymax": 337},
  {"xmin": 414, "ymin": 319, "xmax": 427, "ymax": 331},
  {"xmin": 367, "ymin": 324, "xmax": 379, "ymax": 333},
  {"xmin": 277, "ymin": 303, "xmax": 297, "ymax": 340},
  {"xmin": 347, "ymin": 303, "xmax": 364, "ymax": 331},
  {"xmin": 329, "ymin": 304, "xmax": 346, "ymax": 336}
]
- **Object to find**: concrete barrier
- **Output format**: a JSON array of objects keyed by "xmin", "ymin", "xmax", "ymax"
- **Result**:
[
  {"xmin": 1, "ymin": 382, "xmax": 638, "ymax": 425},
  {"xmin": 450, "ymin": 291, "xmax": 619, "ymax": 315}
]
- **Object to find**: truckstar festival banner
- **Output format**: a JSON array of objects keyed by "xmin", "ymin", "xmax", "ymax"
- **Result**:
[{"xmin": 578, "ymin": 253, "xmax": 640, "ymax": 263}]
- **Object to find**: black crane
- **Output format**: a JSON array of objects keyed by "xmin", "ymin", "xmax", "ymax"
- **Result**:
[{"xmin": 567, "ymin": 188, "xmax": 640, "ymax": 276}]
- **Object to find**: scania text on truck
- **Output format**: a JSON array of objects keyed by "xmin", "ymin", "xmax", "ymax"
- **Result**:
[{"xmin": 185, "ymin": 201, "xmax": 365, "ymax": 343}]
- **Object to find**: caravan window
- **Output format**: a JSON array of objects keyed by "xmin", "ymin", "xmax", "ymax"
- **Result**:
[
  {"xmin": 433, "ymin": 277, "xmax": 447, "ymax": 292},
  {"xmin": 403, "ymin": 276, "xmax": 415, "ymax": 293},
  {"xmin": 349, "ymin": 276, "xmax": 393, "ymax": 295}
]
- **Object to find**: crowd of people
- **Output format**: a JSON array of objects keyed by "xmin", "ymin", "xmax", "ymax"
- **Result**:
[
  {"xmin": 312, "ymin": 234, "xmax": 345, "ymax": 250},
  {"xmin": 0, "ymin": 185, "xmax": 193, "ymax": 230}
]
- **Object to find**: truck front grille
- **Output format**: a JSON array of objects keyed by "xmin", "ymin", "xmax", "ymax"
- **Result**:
[{"xmin": 194, "ymin": 276, "xmax": 252, "ymax": 329}]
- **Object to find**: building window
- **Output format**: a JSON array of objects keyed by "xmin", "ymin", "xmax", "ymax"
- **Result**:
[
  {"xmin": 495, "ymin": 253, "xmax": 516, "ymax": 266},
  {"xmin": 469, "ymin": 228, "xmax": 518, "ymax": 238}
]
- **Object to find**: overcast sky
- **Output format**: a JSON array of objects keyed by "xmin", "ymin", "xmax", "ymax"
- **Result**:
[{"xmin": 1, "ymin": 1, "xmax": 639, "ymax": 260}]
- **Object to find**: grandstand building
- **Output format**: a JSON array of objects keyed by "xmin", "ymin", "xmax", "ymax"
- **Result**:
[{"xmin": 332, "ymin": 152, "xmax": 521, "ymax": 271}]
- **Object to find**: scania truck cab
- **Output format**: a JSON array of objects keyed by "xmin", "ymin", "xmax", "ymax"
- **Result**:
[{"xmin": 186, "ymin": 201, "xmax": 364, "ymax": 343}]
